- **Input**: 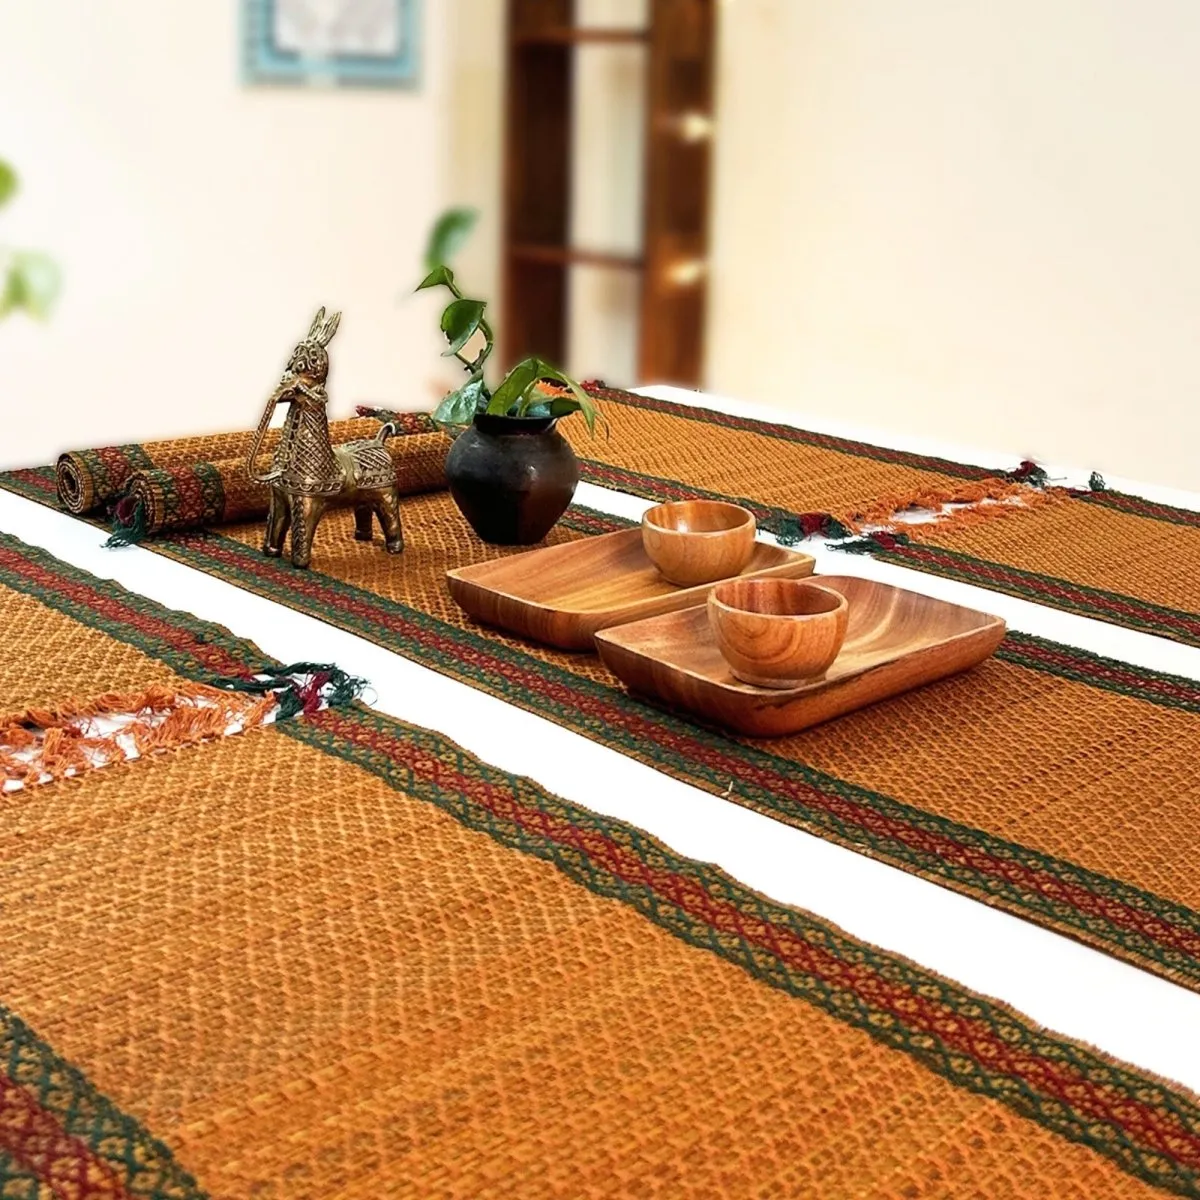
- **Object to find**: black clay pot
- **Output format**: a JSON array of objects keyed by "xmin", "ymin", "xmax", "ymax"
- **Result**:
[{"xmin": 444, "ymin": 413, "xmax": 580, "ymax": 545}]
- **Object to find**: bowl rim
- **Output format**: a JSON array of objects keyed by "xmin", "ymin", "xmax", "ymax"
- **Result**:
[
  {"xmin": 641, "ymin": 499, "xmax": 756, "ymax": 537},
  {"xmin": 708, "ymin": 579, "xmax": 848, "ymax": 621}
]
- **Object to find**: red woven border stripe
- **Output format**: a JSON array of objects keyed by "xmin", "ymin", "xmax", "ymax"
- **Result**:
[
  {"xmin": 0, "ymin": 1069, "xmax": 133, "ymax": 1198},
  {"xmin": 314, "ymin": 706, "xmax": 1200, "ymax": 1173}
]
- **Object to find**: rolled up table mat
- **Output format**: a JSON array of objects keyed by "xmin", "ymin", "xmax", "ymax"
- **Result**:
[
  {"xmin": 108, "ymin": 429, "xmax": 452, "ymax": 544},
  {"xmin": 54, "ymin": 414, "xmax": 438, "ymax": 515},
  {"xmin": 354, "ymin": 407, "xmax": 438, "ymax": 435}
]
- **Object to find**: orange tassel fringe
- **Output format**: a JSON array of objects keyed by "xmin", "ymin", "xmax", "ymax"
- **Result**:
[
  {"xmin": 0, "ymin": 682, "xmax": 277, "ymax": 788},
  {"xmin": 844, "ymin": 478, "xmax": 1069, "ymax": 536}
]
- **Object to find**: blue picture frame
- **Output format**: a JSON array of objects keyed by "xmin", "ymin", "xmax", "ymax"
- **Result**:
[{"xmin": 242, "ymin": 0, "xmax": 420, "ymax": 87}]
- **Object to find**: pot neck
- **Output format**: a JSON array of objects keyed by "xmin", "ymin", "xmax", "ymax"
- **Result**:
[{"xmin": 474, "ymin": 413, "xmax": 556, "ymax": 435}]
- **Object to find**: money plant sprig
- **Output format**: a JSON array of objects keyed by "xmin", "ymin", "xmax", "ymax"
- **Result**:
[
  {"xmin": 0, "ymin": 160, "xmax": 61, "ymax": 321},
  {"xmin": 416, "ymin": 208, "xmax": 600, "ymax": 435}
]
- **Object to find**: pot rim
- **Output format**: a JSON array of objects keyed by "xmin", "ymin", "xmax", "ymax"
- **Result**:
[{"xmin": 472, "ymin": 412, "xmax": 558, "ymax": 434}]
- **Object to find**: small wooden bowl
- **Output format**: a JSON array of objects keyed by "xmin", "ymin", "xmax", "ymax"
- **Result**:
[
  {"xmin": 641, "ymin": 500, "xmax": 756, "ymax": 587},
  {"xmin": 707, "ymin": 579, "xmax": 849, "ymax": 688}
]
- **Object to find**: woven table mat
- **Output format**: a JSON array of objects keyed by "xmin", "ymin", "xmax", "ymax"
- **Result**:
[
  {"xmin": 0, "ymin": 531, "xmax": 349, "ymax": 789},
  {"xmin": 52, "ymin": 415, "xmax": 389, "ymax": 515},
  {"xmin": 22, "ymin": 390, "xmax": 1200, "ymax": 644},
  {"xmin": 563, "ymin": 387, "xmax": 1200, "ymax": 647},
  {"xmin": 845, "ymin": 493, "xmax": 1200, "ymax": 646},
  {"xmin": 0, "ymin": 549, "xmax": 196, "ymax": 713},
  {"xmin": 566, "ymin": 386, "xmax": 1008, "ymax": 536},
  {"xmin": 8, "ymin": 481, "xmax": 1195, "ymax": 995},
  {"xmin": 0, "ymin": 533, "xmax": 1197, "ymax": 1197},
  {"xmin": 119, "ymin": 429, "xmax": 450, "ymax": 540}
]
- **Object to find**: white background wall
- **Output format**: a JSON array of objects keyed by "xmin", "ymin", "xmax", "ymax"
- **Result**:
[
  {"xmin": 442, "ymin": 0, "xmax": 647, "ymax": 388},
  {"xmin": 709, "ymin": 0, "xmax": 1200, "ymax": 489},
  {"xmin": 4, "ymin": 1, "xmax": 1198, "ymax": 489},
  {"xmin": 450, "ymin": 0, "xmax": 1200, "ymax": 489},
  {"xmin": 0, "ymin": 0, "xmax": 453, "ymax": 468}
]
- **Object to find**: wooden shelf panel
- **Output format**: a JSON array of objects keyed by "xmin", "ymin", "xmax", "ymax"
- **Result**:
[
  {"xmin": 511, "ymin": 243, "xmax": 643, "ymax": 270},
  {"xmin": 504, "ymin": 0, "xmax": 714, "ymax": 385},
  {"xmin": 513, "ymin": 28, "xmax": 648, "ymax": 46}
]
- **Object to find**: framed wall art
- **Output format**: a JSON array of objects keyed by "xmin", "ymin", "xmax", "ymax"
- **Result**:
[{"xmin": 242, "ymin": 0, "xmax": 420, "ymax": 87}]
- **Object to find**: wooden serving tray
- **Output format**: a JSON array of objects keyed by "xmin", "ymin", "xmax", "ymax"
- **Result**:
[
  {"xmin": 594, "ymin": 575, "xmax": 1006, "ymax": 736},
  {"xmin": 446, "ymin": 528, "xmax": 815, "ymax": 650}
]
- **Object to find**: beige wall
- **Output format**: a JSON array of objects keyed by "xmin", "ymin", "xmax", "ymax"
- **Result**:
[
  {"xmin": 442, "ymin": 0, "xmax": 646, "ymax": 389},
  {"xmin": 440, "ymin": 0, "xmax": 504, "ymax": 352},
  {"xmin": 0, "ymin": 0, "xmax": 453, "ymax": 469},
  {"xmin": 449, "ymin": 0, "xmax": 1200, "ymax": 488},
  {"xmin": 6, "ymin": 2, "xmax": 1197, "ymax": 489},
  {"xmin": 709, "ymin": 0, "xmax": 1200, "ymax": 488}
]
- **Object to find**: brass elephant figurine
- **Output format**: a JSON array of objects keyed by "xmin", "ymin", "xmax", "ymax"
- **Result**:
[{"xmin": 246, "ymin": 308, "xmax": 404, "ymax": 569}]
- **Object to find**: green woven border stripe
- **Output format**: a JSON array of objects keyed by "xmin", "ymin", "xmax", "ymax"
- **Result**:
[
  {"xmin": 589, "ymin": 385, "xmax": 1200, "ymax": 530},
  {"xmin": 0, "ymin": 1001, "xmax": 206, "ymax": 1199},
  {"xmin": 574, "ymin": 387, "xmax": 1200, "ymax": 643},
  {"xmin": 2, "ymin": 528, "xmax": 1200, "ymax": 1196},
  {"xmin": 5, "ymin": 514, "xmax": 1200, "ymax": 994},
  {"xmin": 586, "ymin": 386, "xmax": 999, "ymax": 481},
  {"xmin": 1081, "ymin": 485, "xmax": 1200, "ymax": 530},
  {"xmin": 835, "ymin": 535, "xmax": 1200, "ymax": 648}
]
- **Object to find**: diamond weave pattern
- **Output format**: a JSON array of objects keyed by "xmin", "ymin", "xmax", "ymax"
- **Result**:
[
  {"xmin": 915, "ymin": 497, "xmax": 1200, "ymax": 614},
  {"xmin": 0, "ymin": 727, "xmax": 1169, "ymax": 1199},
  {"xmin": 218, "ymin": 492, "xmax": 1200, "ymax": 914}
]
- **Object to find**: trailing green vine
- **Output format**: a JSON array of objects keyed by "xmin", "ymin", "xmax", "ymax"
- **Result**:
[
  {"xmin": 416, "ymin": 208, "xmax": 600, "ymax": 434},
  {"xmin": 0, "ymin": 159, "xmax": 60, "ymax": 321}
]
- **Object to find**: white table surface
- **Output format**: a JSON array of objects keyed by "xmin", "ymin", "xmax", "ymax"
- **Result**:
[{"xmin": 2, "ymin": 383, "xmax": 1199, "ymax": 1094}]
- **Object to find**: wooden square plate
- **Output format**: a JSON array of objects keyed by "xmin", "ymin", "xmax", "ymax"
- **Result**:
[
  {"xmin": 446, "ymin": 528, "xmax": 816, "ymax": 651},
  {"xmin": 594, "ymin": 574, "xmax": 1006, "ymax": 736}
]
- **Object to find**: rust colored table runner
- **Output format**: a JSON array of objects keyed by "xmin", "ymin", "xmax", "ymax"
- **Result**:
[
  {"xmin": 3, "ymin": 460, "xmax": 1197, "ymax": 996},
  {"xmin": 564, "ymin": 388, "xmax": 1200, "ymax": 648},
  {"xmin": 45, "ymin": 412, "xmax": 450, "ymax": 543},
  {"xmin": 52, "ymin": 416, "xmax": 383, "ymax": 514},
  {"xmin": 0, "ymin": 532, "xmax": 1198, "ymax": 1197},
  {"xmin": 844, "ymin": 494, "xmax": 1200, "ymax": 646},
  {"xmin": 15, "ymin": 389, "xmax": 1200, "ymax": 645},
  {"xmin": 111, "ymin": 429, "xmax": 450, "ymax": 543}
]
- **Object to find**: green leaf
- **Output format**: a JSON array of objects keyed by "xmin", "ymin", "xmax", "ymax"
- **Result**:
[
  {"xmin": 544, "ymin": 396, "xmax": 582, "ymax": 418},
  {"xmin": 0, "ymin": 161, "xmax": 16, "ymax": 209},
  {"xmin": 416, "ymin": 264, "xmax": 455, "ymax": 292},
  {"xmin": 433, "ymin": 376, "xmax": 488, "ymax": 428},
  {"xmin": 440, "ymin": 298, "xmax": 486, "ymax": 357},
  {"xmin": 0, "ymin": 272, "xmax": 19, "ymax": 318},
  {"xmin": 0, "ymin": 252, "xmax": 62, "ymax": 320},
  {"xmin": 523, "ymin": 358, "xmax": 598, "ymax": 435},
  {"xmin": 486, "ymin": 357, "xmax": 542, "ymax": 415},
  {"xmin": 424, "ymin": 208, "xmax": 478, "ymax": 271}
]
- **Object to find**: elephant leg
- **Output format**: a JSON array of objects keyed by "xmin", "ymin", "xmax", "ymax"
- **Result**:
[
  {"xmin": 263, "ymin": 488, "xmax": 288, "ymax": 557},
  {"xmin": 353, "ymin": 505, "xmax": 374, "ymax": 542},
  {"xmin": 374, "ymin": 487, "xmax": 404, "ymax": 554},
  {"xmin": 290, "ymin": 495, "xmax": 326, "ymax": 570}
]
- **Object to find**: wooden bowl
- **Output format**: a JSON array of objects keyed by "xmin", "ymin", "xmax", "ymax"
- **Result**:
[
  {"xmin": 707, "ymin": 579, "xmax": 849, "ymax": 688},
  {"xmin": 641, "ymin": 500, "xmax": 756, "ymax": 587}
]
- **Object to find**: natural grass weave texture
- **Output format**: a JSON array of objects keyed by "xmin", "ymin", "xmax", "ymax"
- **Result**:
[
  {"xmin": 37, "ymin": 486, "xmax": 1200, "ymax": 996},
  {"xmin": 861, "ymin": 495, "xmax": 1200, "ymax": 647},
  {"xmin": 564, "ymin": 387, "xmax": 1200, "ymax": 647},
  {"xmin": 120, "ymin": 430, "xmax": 450, "ymax": 539},
  {"xmin": 1, "ymin": 532, "xmax": 1199, "ymax": 1198},
  {"xmin": 53, "ymin": 414, "xmax": 399, "ymax": 514},
  {"xmin": 567, "ymin": 387, "xmax": 1009, "ymax": 530},
  {"xmin": 26, "ymin": 388, "xmax": 1200, "ymax": 642},
  {"xmin": 0, "ymin": 537, "xmax": 306, "ymax": 791}
]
